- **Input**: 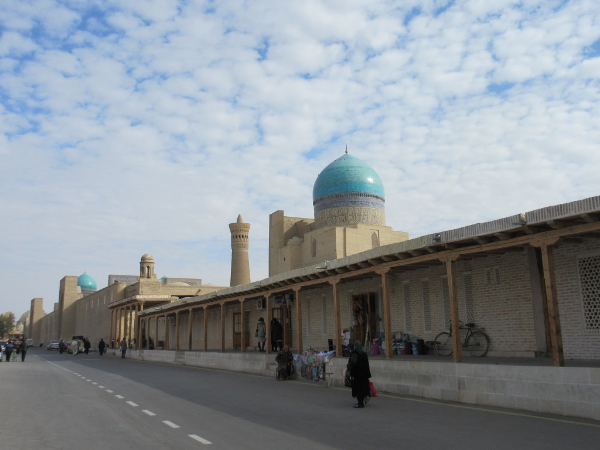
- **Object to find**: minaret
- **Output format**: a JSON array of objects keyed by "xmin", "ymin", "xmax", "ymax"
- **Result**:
[{"xmin": 229, "ymin": 214, "xmax": 251, "ymax": 286}]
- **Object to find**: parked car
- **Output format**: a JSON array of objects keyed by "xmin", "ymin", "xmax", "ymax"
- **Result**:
[
  {"xmin": 47, "ymin": 340, "xmax": 60, "ymax": 350},
  {"xmin": 0, "ymin": 340, "xmax": 6, "ymax": 352},
  {"xmin": 26, "ymin": 338, "xmax": 33, "ymax": 348}
]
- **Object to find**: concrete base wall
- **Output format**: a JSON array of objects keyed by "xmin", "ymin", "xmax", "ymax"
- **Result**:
[
  {"xmin": 327, "ymin": 358, "xmax": 600, "ymax": 421},
  {"xmin": 107, "ymin": 349, "xmax": 273, "ymax": 376},
  {"xmin": 106, "ymin": 349, "xmax": 600, "ymax": 422}
]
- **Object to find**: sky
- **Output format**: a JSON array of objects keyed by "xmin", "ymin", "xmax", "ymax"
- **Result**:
[{"xmin": 1, "ymin": 0, "xmax": 600, "ymax": 320}]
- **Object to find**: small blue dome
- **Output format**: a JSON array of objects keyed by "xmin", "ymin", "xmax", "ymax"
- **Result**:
[
  {"xmin": 313, "ymin": 153, "xmax": 385, "ymax": 202},
  {"xmin": 78, "ymin": 272, "xmax": 97, "ymax": 290}
]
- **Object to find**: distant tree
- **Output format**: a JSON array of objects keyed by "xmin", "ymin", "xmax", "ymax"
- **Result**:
[{"xmin": 0, "ymin": 312, "xmax": 16, "ymax": 338}]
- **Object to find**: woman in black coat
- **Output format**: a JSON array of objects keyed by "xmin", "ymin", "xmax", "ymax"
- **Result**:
[
  {"xmin": 271, "ymin": 318, "xmax": 283, "ymax": 352},
  {"xmin": 347, "ymin": 340, "xmax": 371, "ymax": 408}
]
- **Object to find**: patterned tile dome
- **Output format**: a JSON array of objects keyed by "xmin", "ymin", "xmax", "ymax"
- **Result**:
[
  {"xmin": 313, "ymin": 153, "xmax": 385, "ymax": 202},
  {"xmin": 313, "ymin": 152, "xmax": 386, "ymax": 228},
  {"xmin": 77, "ymin": 272, "xmax": 97, "ymax": 290}
]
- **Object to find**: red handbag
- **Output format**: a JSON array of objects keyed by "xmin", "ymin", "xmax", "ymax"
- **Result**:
[{"xmin": 369, "ymin": 381, "xmax": 377, "ymax": 397}]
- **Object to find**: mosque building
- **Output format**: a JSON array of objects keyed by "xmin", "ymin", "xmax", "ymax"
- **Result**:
[{"xmin": 24, "ymin": 149, "xmax": 600, "ymax": 420}]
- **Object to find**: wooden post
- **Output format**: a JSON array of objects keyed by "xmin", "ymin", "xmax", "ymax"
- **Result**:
[
  {"xmin": 175, "ymin": 311, "xmax": 180, "ymax": 351},
  {"xmin": 220, "ymin": 303, "xmax": 226, "ymax": 352},
  {"xmin": 445, "ymin": 258, "xmax": 463, "ymax": 363},
  {"xmin": 122, "ymin": 306, "xmax": 129, "ymax": 344},
  {"xmin": 117, "ymin": 308, "xmax": 122, "ymax": 343},
  {"xmin": 109, "ymin": 309, "xmax": 114, "ymax": 348},
  {"xmin": 132, "ymin": 304, "xmax": 139, "ymax": 349},
  {"xmin": 532, "ymin": 238, "xmax": 565, "ymax": 366},
  {"xmin": 293, "ymin": 287, "xmax": 303, "ymax": 354},
  {"xmin": 240, "ymin": 299, "xmax": 246, "ymax": 352},
  {"xmin": 203, "ymin": 307, "xmax": 208, "ymax": 352},
  {"xmin": 125, "ymin": 306, "xmax": 131, "ymax": 343},
  {"xmin": 266, "ymin": 295, "xmax": 272, "ymax": 354},
  {"xmin": 378, "ymin": 268, "xmax": 393, "ymax": 359},
  {"xmin": 331, "ymin": 279, "xmax": 342, "ymax": 357},
  {"xmin": 187, "ymin": 308, "xmax": 193, "ymax": 351},
  {"xmin": 164, "ymin": 315, "xmax": 169, "ymax": 350},
  {"xmin": 154, "ymin": 315, "xmax": 158, "ymax": 350}
]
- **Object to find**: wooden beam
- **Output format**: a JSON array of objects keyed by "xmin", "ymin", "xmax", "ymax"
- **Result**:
[
  {"xmin": 531, "ymin": 239, "xmax": 565, "ymax": 366},
  {"xmin": 380, "ymin": 255, "xmax": 395, "ymax": 262},
  {"xmin": 293, "ymin": 287, "xmax": 303, "ymax": 354},
  {"xmin": 395, "ymin": 253, "xmax": 412, "ymax": 259},
  {"xmin": 444, "ymin": 243, "xmax": 460, "ymax": 250},
  {"xmin": 494, "ymin": 232, "xmax": 512, "ymax": 240},
  {"xmin": 445, "ymin": 259, "xmax": 463, "ymax": 363},
  {"xmin": 377, "ymin": 268, "xmax": 392, "ymax": 359}
]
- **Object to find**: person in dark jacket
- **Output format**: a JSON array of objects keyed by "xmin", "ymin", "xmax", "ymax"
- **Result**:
[
  {"xmin": 5, "ymin": 340, "xmax": 14, "ymax": 362},
  {"xmin": 98, "ymin": 338, "xmax": 106, "ymax": 356},
  {"xmin": 271, "ymin": 318, "xmax": 284, "ymax": 352},
  {"xmin": 84, "ymin": 338, "xmax": 91, "ymax": 355},
  {"xmin": 20, "ymin": 338, "xmax": 28, "ymax": 361},
  {"xmin": 347, "ymin": 340, "xmax": 372, "ymax": 408},
  {"xmin": 120, "ymin": 338, "xmax": 127, "ymax": 358}
]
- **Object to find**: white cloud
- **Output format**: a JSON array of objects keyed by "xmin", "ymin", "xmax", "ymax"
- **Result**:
[{"xmin": 1, "ymin": 0, "xmax": 600, "ymax": 318}]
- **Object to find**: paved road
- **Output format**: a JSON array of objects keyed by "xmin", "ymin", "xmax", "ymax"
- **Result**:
[{"xmin": 1, "ymin": 348, "xmax": 599, "ymax": 449}]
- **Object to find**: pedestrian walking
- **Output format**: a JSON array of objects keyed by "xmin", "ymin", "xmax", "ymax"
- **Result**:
[
  {"xmin": 98, "ymin": 338, "xmax": 106, "ymax": 356},
  {"xmin": 20, "ymin": 338, "xmax": 27, "ymax": 361},
  {"xmin": 5, "ymin": 340, "xmax": 14, "ymax": 362},
  {"xmin": 255, "ymin": 318, "xmax": 266, "ymax": 352},
  {"xmin": 120, "ymin": 338, "xmax": 127, "ymax": 358},
  {"xmin": 347, "ymin": 340, "xmax": 372, "ymax": 408},
  {"xmin": 84, "ymin": 338, "xmax": 91, "ymax": 355}
]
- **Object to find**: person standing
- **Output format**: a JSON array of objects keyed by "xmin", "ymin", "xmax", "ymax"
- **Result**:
[
  {"xmin": 347, "ymin": 340, "xmax": 372, "ymax": 408},
  {"xmin": 20, "ymin": 338, "xmax": 27, "ymax": 361},
  {"xmin": 98, "ymin": 338, "xmax": 106, "ymax": 356},
  {"xmin": 271, "ymin": 318, "xmax": 283, "ymax": 352},
  {"xmin": 120, "ymin": 338, "xmax": 127, "ymax": 358},
  {"xmin": 84, "ymin": 338, "xmax": 91, "ymax": 355},
  {"xmin": 255, "ymin": 318, "xmax": 266, "ymax": 352}
]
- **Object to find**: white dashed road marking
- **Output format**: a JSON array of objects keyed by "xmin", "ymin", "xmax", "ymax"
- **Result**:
[
  {"xmin": 115, "ymin": 395, "xmax": 124, "ymax": 399},
  {"xmin": 106, "ymin": 390, "xmax": 114, "ymax": 393},
  {"xmin": 163, "ymin": 421, "xmax": 180, "ymax": 428},
  {"xmin": 126, "ymin": 401, "xmax": 138, "ymax": 407},
  {"xmin": 189, "ymin": 434, "xmax": 212, "ymax": 445},
  {"xmin": 92, "ymin": 382, "xmax": 98, "ymax": 385},
  {"xmin": 98, "ymin": 386, "xmax": 104, "ymax": 389},
  {"xmin": 142, "ymin": 410, "xmax": 156, "ymax": 416}
]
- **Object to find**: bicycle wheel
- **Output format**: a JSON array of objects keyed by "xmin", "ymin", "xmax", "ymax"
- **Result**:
[
  {"xmin": 466, "ymin": 331, "xmax": 489, "ymax": 357},
  {"xmin": 434, "ymin": 332, "xmax": 453, "ymax": 356}
]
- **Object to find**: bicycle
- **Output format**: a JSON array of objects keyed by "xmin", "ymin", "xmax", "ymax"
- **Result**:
[{"xmin": 434, "ymin": 322, "xmax": 490, "ymax": 357}]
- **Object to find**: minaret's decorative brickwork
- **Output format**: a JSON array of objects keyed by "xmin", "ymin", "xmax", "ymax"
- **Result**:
[{"xmin": 229, "ymin": 214, "xmax": 251, "ymax": 286}]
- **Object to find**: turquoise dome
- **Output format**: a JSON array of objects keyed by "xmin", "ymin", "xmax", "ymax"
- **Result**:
[
  {"xmin": 313, "ymin": 153, "xmax": 385, "ymax": 202},
  {"xmin": 77, "ymin": 272, "xmax": 97, "ymax": 290}
]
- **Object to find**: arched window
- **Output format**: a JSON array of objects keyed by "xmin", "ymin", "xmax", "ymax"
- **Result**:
[
  {"xmin": 371, "ymin": 232, "xmax": 379, "ymax": 249},
  {"xmin": 311, "ymin": 238, "xmax": 317, "ymax": 257}
]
